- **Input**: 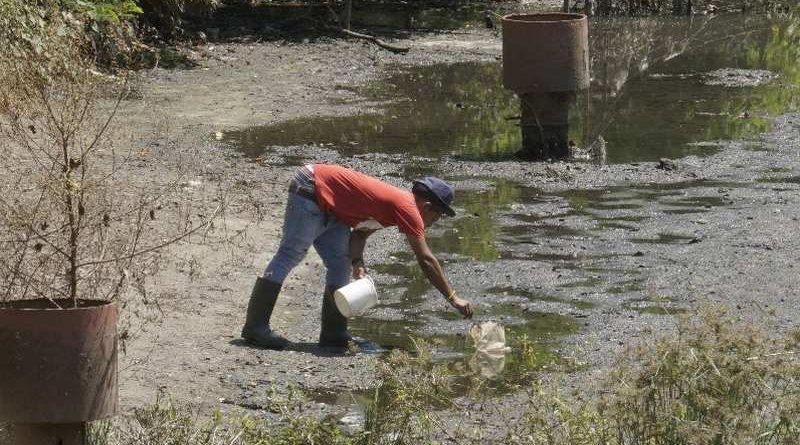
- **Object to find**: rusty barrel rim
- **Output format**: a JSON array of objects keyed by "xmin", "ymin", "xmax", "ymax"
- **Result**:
[
  {"xmin": 501, "ymin": 12, "xmax": 587, "ymax": 24},
  {"xmin": 501, "ymin": 10, "xmax": 590, "ymax": 93}
]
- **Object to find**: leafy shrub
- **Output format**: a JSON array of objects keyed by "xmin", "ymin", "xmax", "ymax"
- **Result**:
[
  {"xmin": 61, "ymin": 0, "xmax": 220, "ymax": 40},
  {"xmin": 64, "ymin": 0, "xmax": 144, "ymax": 23},
  {"xmin": 1, "ymin": 0, "xmax": 219, "ymax": 70}
]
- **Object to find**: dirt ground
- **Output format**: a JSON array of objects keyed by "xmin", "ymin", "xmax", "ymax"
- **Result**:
[
  {"xmin": 112, "ymin": 19, "xmax": 800, "ymax": 439},
  {"xmin": 117, "ymin": 29, "xmax": 509, "ymax": 412}
]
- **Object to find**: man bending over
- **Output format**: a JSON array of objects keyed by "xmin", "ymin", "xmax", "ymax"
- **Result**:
[{"xmin": 242, "ymin": 163, "xmax": 474, "ymax": 350}]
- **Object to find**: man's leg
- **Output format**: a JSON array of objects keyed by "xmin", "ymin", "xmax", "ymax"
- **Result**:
[
  {"xmin": 242, "ymin": 192, "xmax": 326, "ymax": 349},
  {"xmin": 313, "ymin": 219, "xmax": 352, "ymax": 348}
]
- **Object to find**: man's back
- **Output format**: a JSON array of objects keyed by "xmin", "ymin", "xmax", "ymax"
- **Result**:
[{"xmin": 314, "ymin": 164, "xmax": 425, "ymax": 238}]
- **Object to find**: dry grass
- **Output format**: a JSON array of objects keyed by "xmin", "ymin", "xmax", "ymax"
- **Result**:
[{"xmin": 518, "ymin": 310, "xmax": 800, "ymax": 445}]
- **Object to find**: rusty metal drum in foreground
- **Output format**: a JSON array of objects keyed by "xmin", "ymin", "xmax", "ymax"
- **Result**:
[
  {"xmin": 0, "ymin": 299, "xmax": 118, "ymax": 423},
  {"xmin": 502, "ymin": 13, "xmax": 590, "ymax": 93}
]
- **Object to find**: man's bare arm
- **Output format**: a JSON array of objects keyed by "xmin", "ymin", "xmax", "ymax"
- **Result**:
[{"xmin": 406, "ymin": 234, "xmax": 473, "ymax": 318}]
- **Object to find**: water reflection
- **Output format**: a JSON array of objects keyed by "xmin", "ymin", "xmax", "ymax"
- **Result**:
[
  {"xmin": 350, "ymin": 309, "xmax": 579, "ymax": 381},
  {"xmin": 349, "ymin": 317, "xmax": 424, "ymax": 349},
  {"xmin": 224, "ymin": 62, "xmax": 520, "ymax": 159},
  {"xmin": 372, "ymin": 261, "xmax": 430, "ymax": 305},
  {"xmin": 470, "ymin": 349, "xmax": 507, "ymax": 379},
  {"xmin": 429, "ymin": 179, "xmax": 527, "ymax": 260},
  {"xmin": 559, "ymin": 180, "xmax": 740, "ymax": 218},
  {"xmin": 586, "ymin": 11, "xmax": 800, "ymax": 162},
  {"xmin": 223, "ymin": 11, "xmax": 800, "ymax": 164},
  {"xmin": 310, "ymin": 313, "xmax": 578, "ymax": 415}
]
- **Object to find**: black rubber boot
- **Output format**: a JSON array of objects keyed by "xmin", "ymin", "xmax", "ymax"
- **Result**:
[
  {"xmin": 241, "ymin": 277, "xmax": 290, "ymax": 349},
  {"xmin": 318, "ymin": 285, "xmax": 351, "ymax": 349}
]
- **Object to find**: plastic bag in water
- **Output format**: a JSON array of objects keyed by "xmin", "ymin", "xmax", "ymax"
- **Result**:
[
  {"xmin": 469, "ymin": 321, "xmax": 512, "ymax": 354},
  {"xmin": 469, "ymin": 321, "xmax": 511, "ymax": 379}
]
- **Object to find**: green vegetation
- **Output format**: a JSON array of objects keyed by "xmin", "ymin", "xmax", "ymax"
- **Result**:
[
  {"xmin": 61, "ymin": 0, "xmax": 219, "ymax": 32},
  {"xmin": 64, "ymin": 0, "xmax": 144, "ymax": 23},
  {"xmin": 750, "ymin": 8, "xmax": 800, "ymax": 84},
  {"xmin": 29, "ymin": 310, "xmax": 790, "ymax": 444},
  {"xmin": 0, "ymin": 0, "xmax": 219, "ymax": 70}
]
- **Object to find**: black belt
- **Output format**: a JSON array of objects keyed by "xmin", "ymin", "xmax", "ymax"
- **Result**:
[{"xmin": 289, "ymin": 182, "xmax": 317, "ymax": 202}]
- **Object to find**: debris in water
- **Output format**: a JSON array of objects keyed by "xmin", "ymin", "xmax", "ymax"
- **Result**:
[
  {"xmin": 470, "ymin": 321, "xmax": 511, "ymax": 354},
  {"xmin": 469, "ymin": 321, "xmax": 511, "ymax": 378}
]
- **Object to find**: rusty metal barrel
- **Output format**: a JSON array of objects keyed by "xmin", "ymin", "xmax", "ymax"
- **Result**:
[
  {"xmin": 502, "ymin": 13, "xmax": 589, "ymax": 93},
  {"xmin": 502, "ymin": 13, "xmax": 590, "ymax": 160},
  {"xmin": 0, "ymin": 299, "xmax": 118, "ymax": 445}
]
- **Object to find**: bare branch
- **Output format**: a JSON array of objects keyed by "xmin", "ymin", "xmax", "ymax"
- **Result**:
[{"xmin": 76, "ymin": 205, "xmax": 221, "ymax": 269}]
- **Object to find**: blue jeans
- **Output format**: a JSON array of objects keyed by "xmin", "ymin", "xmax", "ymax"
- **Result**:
[{"xmin": 263, "ymin": 191, "xmax": 351, "ymax": 288}]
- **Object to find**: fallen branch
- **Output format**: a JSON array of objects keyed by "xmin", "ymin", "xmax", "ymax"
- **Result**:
[
  {"xmin": 746, "ymin": 351, "xmax": 797, "ymax": 361},
  {"xmin": 340, "ymin": 28, "xmax": 410, "ymax": 54}
]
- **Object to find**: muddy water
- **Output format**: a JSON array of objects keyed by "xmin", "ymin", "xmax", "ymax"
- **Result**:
[
  {"xmin": 348, "ymin": 183, "xmax": 605, "ymax": 372},
  {"xmin": 225, "ymin": 62, "xmax": 521, "ymax": 160},
  {"xmin": 306, "ymin": 173, "xmax": 744, "ymax": 402},
  {"xmin": 314, "ymin": 309, "xmax": 579, "ymax": 426},
  {"xmin": 223, "ymin": 12, "xmax": 800, "ymax": 163}
]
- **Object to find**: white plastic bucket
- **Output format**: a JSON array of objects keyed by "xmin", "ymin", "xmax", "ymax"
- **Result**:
[{"xmin": 334, "ymin": 276, "xmax": 378, "ymax": 318}]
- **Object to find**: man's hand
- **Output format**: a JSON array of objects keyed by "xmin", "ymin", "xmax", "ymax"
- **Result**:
[
  {"xmin": 352, "ymin": 264, "xmax": 367, "ymax": 280},
  {"xmin": 450, "ymin": 296, "xmax": 473, "ymax": 319},
  {"xmin": 350, "ymin": 230, "xmax": 375, "ymax": 280}
]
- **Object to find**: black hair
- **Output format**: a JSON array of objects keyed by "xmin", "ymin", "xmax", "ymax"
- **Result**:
[{"xmin": 412, "ymin": 183, "xmax": 446, "ymax": 212}]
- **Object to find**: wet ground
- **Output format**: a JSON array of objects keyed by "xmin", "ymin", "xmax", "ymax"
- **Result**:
[
  {"xmin": 109, "ymin": 5, "xmax": 800, "ymax": 441},
  {"xmin": 213, "ymin": 10, "xmax": 800, "ymax": 415}
]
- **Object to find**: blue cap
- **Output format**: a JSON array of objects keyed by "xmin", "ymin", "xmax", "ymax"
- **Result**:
[{"xmin": 413, "ymin": 177, "xmax": 456, "ymax": 217}]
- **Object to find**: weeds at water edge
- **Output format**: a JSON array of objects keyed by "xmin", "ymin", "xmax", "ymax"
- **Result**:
[
  {"xmin": 516, "ymin": 309, "xmax": 800, "ymax": 445},
  {"xmin": 79, "ymin": 308, "xmax": 800, "ymax": 445}
]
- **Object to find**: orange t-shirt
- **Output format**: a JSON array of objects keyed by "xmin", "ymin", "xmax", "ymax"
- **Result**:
[{"xmin": 313, "ymin": 164, "xmax": 425, "ymax": 238}]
